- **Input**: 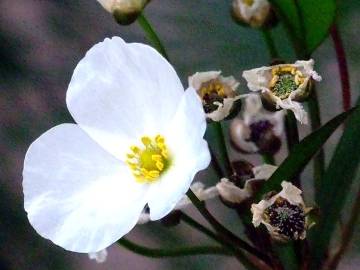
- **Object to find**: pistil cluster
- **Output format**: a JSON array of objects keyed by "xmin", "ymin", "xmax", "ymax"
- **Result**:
[
  {"xmin": 126, "ymin": 135, "xmax": 170, "ymax": 183},
  {"xmin": 269, "ymin": 66, "xmax": 305, "ymax": 99}
]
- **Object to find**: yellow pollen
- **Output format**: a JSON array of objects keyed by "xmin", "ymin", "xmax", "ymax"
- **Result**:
[
  {"xmin": 126, "ymin": 134, "xmax": 171, "ymax": 183},
  {"xmin": 199, "ymin": 79, "xmax": 226, "ymax": 99},
  {"xmin": 242, "ymin": 0, "xmax": 254, "ymax": 6}
]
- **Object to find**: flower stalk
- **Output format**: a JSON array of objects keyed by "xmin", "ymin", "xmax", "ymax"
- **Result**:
[
  {"xmin": 137, "ymin": 13, "xmax": 169, "ymax": 60},
  {"xmin": 330, "ymin": 24, "xmax": 351, "ymax": 112}
]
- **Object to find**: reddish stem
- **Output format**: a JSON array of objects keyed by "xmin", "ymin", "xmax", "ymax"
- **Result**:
[{"xmin": 331, "ymin": 24, "xmax": 351, "ymax": 111}]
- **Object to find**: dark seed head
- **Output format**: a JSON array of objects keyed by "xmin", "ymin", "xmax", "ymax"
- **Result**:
[
  {"xmin": 265, "ymin": 198, "xmax": 305, "ymax": 240},
  {"xmin": 203, "ymin": 92, "xmax": 224, "ymax": 113}
]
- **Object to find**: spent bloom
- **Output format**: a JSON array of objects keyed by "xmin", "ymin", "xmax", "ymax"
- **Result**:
[
  {"xmin": 189, "ymin": 71, "xmax": 244, "ymax": 122},
  {"xmin": 242, "ymin": 59, "xmax": 322, "ymax": 124},
  {"xmin": 232, "ymin": 0, "xmax": 272, "ymax": 28},
  {"xmin": 96, "ymin": 0, "xmax": 150, "ymax": 25},
  {"xmin": 230, "ymin": 94, "xmax": 284, "ymax": 155},
  {"xmin": 217, "ymin": 163, "xmax": 277, "ymax": 206},
  {"xmin": 251, "ymin": 181, "xmax": 312, "ymax": 241},
  {"xmin": 23, "ymin": 37, "xmax": 210, "ymax": 253}
]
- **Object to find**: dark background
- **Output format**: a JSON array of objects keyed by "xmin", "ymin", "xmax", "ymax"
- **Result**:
[{"xmin": 0, "ymin": 0, "xmax": 359, "ymax": 269}]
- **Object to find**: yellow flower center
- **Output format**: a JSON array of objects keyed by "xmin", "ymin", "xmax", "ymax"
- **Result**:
[
  {"xmin": 242, "ymin": 0, "xmax": 254, "ymax": 6},
  {"xmin": 199, "ymin": 80, "xmax": 226, "ymax": 99},
  {"xmin": 269, "ymin": 66, "xmax": 306, "ymax": 99},
  {"xmin": 126, "ymin": 135, "xmax": 171, "ymax": 183}
]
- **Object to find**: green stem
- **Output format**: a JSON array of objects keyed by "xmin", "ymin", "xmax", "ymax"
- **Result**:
[
  {"xmin": 213, "ymin": 122, "xmax": 233, "ymax": 177},
  {"xmin": 262, "ymin": 154, "xmax": 275, "ymax": 165},
  {"xmin": 261, "ymin": 29, "xmax": 279, "ymax": 60},
  {"xmin": 284, "ymin": 111, "xmax": 301, "ymax": 188},
  {"xmin": 186, "ymin": 189, "xmax": 272, "ymax": 267},
  {"xmin": 117, "ymin": 238, "xmax": 231, "ymax": 257},
  {"xmin": 137, "ymin": 14, "xmax": 169, "ymax": 60}
]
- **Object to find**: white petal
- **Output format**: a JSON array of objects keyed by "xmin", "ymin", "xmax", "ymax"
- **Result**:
[
  {"xmin": 148, "ymin": 88, "xmax": 210, "ymax": 220},
  {"xmin": 23, "ymin": 124, "xmax": 148, "ymax": 252},
  {"xmin": 252, "ymin": 164, "xmax": 277, "ymax": 180},
  {"xmin": 230, "ymin": 118, "xmax": 259, "ymax": 153},
  {"xmin": 278, "ymin": 181, "xmax": 304, "ymax": 205},
  {"xmin": 216, "ymin": 178, "xmax": 251, "ymax": 204},
  {"xmin": 278, "ymin": 97, "xmax": 308, "ymax": 124},
  {"xmin": 97, "ymin": 0, "xmax": 113, "ymax": 12},
  {"xmin": 188, "ymin": 71, "xmax": 221, "ymax": 90},
  {"xmin": 88, "ymin": 249, "xmax": 108, "ymax": 263},
  {"xmin": 66, "ymin": 37, "xmax": 184, "ymax": 160}
]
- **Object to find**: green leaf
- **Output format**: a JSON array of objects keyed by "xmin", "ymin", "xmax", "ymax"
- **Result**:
[
  {"xmin": 310, "ymin": 104, "xmax": 360, "ymax": 269},
  {"xmin": 270, "ymin": 0, "xmax": 336, "ymax": 54},
  {"xmin": 255, "ymin": 108, "xmax": 355, "ymax": 200}
]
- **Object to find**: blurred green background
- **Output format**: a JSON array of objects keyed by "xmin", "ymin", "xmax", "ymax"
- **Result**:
[{"xmin": 1, "ymin": 0, "xmax": 360, "ymax": 269}]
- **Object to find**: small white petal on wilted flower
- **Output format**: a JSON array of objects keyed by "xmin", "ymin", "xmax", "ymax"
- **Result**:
[
  {"xmin": 189, "ymin": 71, "xmax": 246, "ymax": 122},
  {"xmin": 88, "ymin": 249, "xmax": 108, "ymax": 263},
  {"xmin": 230, "ymin": 94, "xmax": 284, "ymax": 154},
  {"xmin": 217, "ymin": 164, "xmax": 277, "ymax": 204},
  {"xmin": 242, "ymin": 59, "xmax": 321, "ymax": 124},
  {"xmin": 251, "ymin": 181, "xmax": 309, "ymax": 241},
  {"xmin": 137, "ymin": 182, "xmax": 219, "ymax": 224},
  {"xmin": 23, "ymin": 37, "xmax": 210, "ymax": 253},
  {"xmin": 232, "ymin": 0, "xmax": 271, "ymax": 28}
]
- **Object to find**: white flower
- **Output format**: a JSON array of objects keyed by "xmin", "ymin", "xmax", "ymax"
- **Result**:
[
  {"xmin": 230, "ymin": 94, "xmax": 284, "ymax": 154},
  {"xmin": 188, "ymin": 71, "xmax": 245, "ymax": 122},
  {"xmin": 251, "ymin": 181, "xmax": 310, "ymax": 241},
  {"xmin": 88, "ymin": 249, "xmax": 108, "ymax": 263},
  {"xmin": 23, "ymin": 37, "xmax": 210, "ymax": 253},
  {"xmin": 96, "ymin": 0, "xmax": 149, "ymax": 24},
  {"xmin": 232, "ymin": 0, "xmax": 271, "ymax": 28},
  {"xmin": 216, "ymin": 164, "xmax": 277, "ymax": 205},
  {"xmin": 137, "ymin": 182, "xmax": 219, "ymax": 224},
  {"xmin": 242, "ymin": 59, "xmax": 322, "ymax": 124}
]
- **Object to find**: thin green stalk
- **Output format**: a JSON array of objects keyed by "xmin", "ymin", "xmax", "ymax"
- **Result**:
[
  {"xmin": 186, "ymin": 189, "xmax": 272, "ymax": 267},
  {"xmin": 180, "ymin": 212, "xmax": 221, "ymax": 244},
  {"xmin": 213, "ymin": 122, "xmax": 233, "ymax": 177},
  {"xmin": 261, "ymin": 29, "xmax": 279, "ymax": 60},
  {"xmin": 137, "ymin": 13, "xmax": 169, "ymax": 60},
  {"xmin": 262, "ymin": 154, "xmax": 275, "ymax": 165},
  {"xmin": 117, "ymin": 238, "xmax": 231, "ymax": 257}
]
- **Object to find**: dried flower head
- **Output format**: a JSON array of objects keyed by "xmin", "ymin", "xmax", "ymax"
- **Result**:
[
  {"xmin": 251, "ymin": 181, "xmax": 313, "ymax": 241},
  {"xmin": 230, "ymin": 94, "xmax": 284, "ymax": 155},
  {"xmin": 189, "ymin": 71, "xmax": 244, "ymax": 122},
  {"xmin": 242, "ymin": 60, "xmax": 322, "ymax": 124}
]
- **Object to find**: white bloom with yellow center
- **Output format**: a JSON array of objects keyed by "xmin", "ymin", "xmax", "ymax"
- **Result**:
[
  {"xmin": 232, "ymin": 0, "xmax": 271, "ymax": 28},
  {"xmin": 23, "ymin": 37, "xmax": 210, "ymax": 253},
  {"xmin": 189, "ymin": 71, "xmax": 244, "ymax": 122},
  {"xmin": 242, "ymin": 59, "xmax": 322, "ymax": 124},
  {"xmin": 97, "ymin": 0, "xmax": 147, "ymax": 14}
]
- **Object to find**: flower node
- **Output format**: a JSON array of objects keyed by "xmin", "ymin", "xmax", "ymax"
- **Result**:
[
  {"xmin": 264, "ymin": 197, "xmax": 305, "ymax": 240},
  {"xmin": 269, "ymin": 66, "xmax": 305, "ymax": 99},
  {"xmin": 126, "ymin": 135, "xmax": 170, "ymax": 183}
]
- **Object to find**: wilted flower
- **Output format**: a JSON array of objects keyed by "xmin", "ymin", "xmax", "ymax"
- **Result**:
[
  {"xmin": 242, "ymin": 60, "xmax": 322, "ymax": 124},
  {"xmin": 231, "ymin": 0, "xmax": 272, "ymax": 28},
  {"xmin": 217, "ymin": 163, "xmax": 277, "ymax": 206},
  {"xmin": 230, "ymin": 94, "xmax": 284, "ymax": 155},
  {"xmin": 96, "ymin": 0, "xmax": 150, "ymax": 25},
  {"xmin": 23, "ymin": 37, "xmax": 210, "ymax": 253},
  {"xmin": 188, "ymin": 71, "xmax": 244, "ymax": 122},
  {"xmin": 251, "ymin": 181, "xmax": 313, "ymax": 241},
  {"xmin": 88, "ymin": 249, "xmax": 108, "ymax": 263}
]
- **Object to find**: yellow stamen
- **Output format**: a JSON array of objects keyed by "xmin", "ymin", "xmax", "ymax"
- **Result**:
[{"xmin": 126, "ymin": 134, "xmax": 171, "ymax": 183}]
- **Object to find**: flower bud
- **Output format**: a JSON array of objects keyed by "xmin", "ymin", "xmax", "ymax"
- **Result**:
[
  {"xmin": 231, "ymin": 0, "xmax": 276, "ymax": 28},
  {"xmin": 97, "ymin": 0, "xmax": 150, "ymax": 25}
]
